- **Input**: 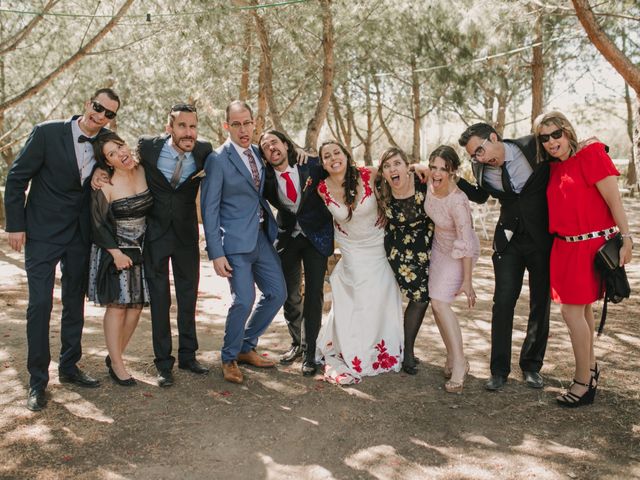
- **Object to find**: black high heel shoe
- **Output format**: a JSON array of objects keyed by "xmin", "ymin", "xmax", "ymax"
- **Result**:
[
  {"xmin": 556, "ymin": 379, "xmax": 595, "ymax": 408},
  {"xmin": 108, "ymin": 366, "xmax": 136, "ymax": 387},
  {"xmin": 105, "ymin": 355, "xmax": 111, "ymax": 368},
  {"xmin": 591, "ymin": 363, "xmax": 600, "ymax": 382}
]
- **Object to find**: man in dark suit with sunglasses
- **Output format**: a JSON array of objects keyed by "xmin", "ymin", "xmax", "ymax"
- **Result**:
[
  {"xmin": 457, "ymin": 123, "xmax": 551, "ymax": 392},
  {"xmin": 5, "ymin": 88, "xmax": 120, "ymax": 411},
  {"xmin": 137, "ymin": 104, "xmax": 213, "ymax": 387}
]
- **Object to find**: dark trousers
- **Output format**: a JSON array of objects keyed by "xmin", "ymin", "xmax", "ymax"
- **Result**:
[
  {"xmin": 279, "ymin": 235, "xmax": 328, "ymax": 361},
  {"xmin": 490, "ymin": 232, "xmax": 550, "ymax": 377},
  {"xmin": 145, "ymin": 229, "xmax": 200, "ymax": 371},
  {"xmin": 25, "ymin": 235, "xmax": 90, "ymax": 390}
]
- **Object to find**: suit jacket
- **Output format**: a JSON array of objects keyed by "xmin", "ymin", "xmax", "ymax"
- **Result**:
[
  {"xmin": 460, "ymin": 135, "xmax": 552, "ymax": 252},
  {"xmin": 4, "ymin": 116, "xmax": 106, "ymax": 245},
  {"xmin": 200, "ymin": 139, "xmax": 277, "ymax": 260},
  {"xmin": 263, "ymin": 157, "xmax": 334, "ymax": 257},
  {"xmin": 137, "ymin": 135, "xmax": 212, "ymax": 245}
]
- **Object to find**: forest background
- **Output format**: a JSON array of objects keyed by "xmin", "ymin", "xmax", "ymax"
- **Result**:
[{"xmin": 0, "ymin": 0, "xmax": 639, "ymax": 209}]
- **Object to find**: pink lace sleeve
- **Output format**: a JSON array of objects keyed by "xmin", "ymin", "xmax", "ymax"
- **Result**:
[{"xmin": 450, "ymin": 190, "xmax": 480, "ymax": 259}]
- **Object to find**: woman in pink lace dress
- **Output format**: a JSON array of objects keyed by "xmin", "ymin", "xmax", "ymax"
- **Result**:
[{"xmin": 424, "ymin": 145, "xmax": 480, "ymax": 393}]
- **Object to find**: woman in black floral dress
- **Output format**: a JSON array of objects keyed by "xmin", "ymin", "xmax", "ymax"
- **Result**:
[{"xmin": 375, "ymin": 147, "xmax": 434, "ymax": 375}]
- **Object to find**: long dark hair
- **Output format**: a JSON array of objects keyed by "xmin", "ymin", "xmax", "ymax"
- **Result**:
[
  {"xmin": 258, "ymin": 129, "xmax": 297, "ymax": 167},
  {"xmin": 318, "ymin": 140, "xmax": 359, "ymax": 221}
]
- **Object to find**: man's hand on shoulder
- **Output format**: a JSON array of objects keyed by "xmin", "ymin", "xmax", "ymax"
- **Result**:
[
  {"xmin": 7, "ymin": 231, "xmax": 26, "ymax": 252},
  {"xmin": 213, "ymin": 256, "xmax": 233, "ymax": 278},
  {"xmin": 91, "ymin": 168, "xmax": 111, "ymax": 190}
]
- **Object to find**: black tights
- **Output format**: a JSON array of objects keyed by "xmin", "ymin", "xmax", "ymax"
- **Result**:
[{"xmin": 403, "ymin": 300, "xmax": 429, "ymax": 367}]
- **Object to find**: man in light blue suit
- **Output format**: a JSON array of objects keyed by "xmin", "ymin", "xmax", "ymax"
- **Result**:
[{"xmin": 200, "ymin": 100, "xmax": 287, "ymax": 384}]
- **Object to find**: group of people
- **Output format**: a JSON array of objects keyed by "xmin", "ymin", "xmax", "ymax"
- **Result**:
[{"xmin": 4, "ymin": 87, "xmax": 632, "ymax": 413}]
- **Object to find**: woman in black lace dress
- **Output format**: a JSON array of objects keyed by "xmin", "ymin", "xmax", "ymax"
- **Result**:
[
  {"xmin": 375, "ymin": 147, "xmax": 434, "ymax": 375},
  {"xmin": 88, "ymin": 133, "xmax": 153, "ymax": 386}
]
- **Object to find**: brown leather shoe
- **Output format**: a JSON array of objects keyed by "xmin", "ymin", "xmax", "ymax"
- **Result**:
[
  {"xmin": 237, "ymin": 349, "xmax": 275, "ymax": 368},
  {"xmin": 221, "ymin": 361, "xmax": 243, "ymax": 384}
]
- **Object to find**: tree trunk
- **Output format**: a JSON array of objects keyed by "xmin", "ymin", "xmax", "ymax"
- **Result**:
[
  {"xmin": 374, "ymin": 77, "xmax": 399, "ymax": 149},
  {"xmin": 530, "ymin": 11, "xmax": 544, "ymax": 128},
  {"xmin": 0, "ymin": 0, "xmax": 135, "ymax": 114},
  {"xmin": 411, "ymin": 56, "xmax": 421, "ymax": 162},
  {"xmin": 572, "ymin": 0, "xmax": 640, "ymax": 188},
  {"xmin": 255, "ymin": 53, "xmax": 267, "ymax": 141},
  {"xmin": 331, "ymin": 90, "xmax": 350, "ymax": 147},
  {"xmin": 624, "ymin": 82, "xmax": 637, "ymax": 187},
  {"xmin": 304, "ymin": 0, "xmax": 334, "ymax": 150},
  {"xmin": 252, "ymin": 8, "xmax": 283, "ymax": 132},
  {"xmin": 239, "ymin": 14, "xmax": 252, "ymax": 101}
]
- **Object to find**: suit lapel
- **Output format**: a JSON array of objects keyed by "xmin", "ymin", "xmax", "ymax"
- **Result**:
[
  {"xmin": 226, "ymin": 141, "xmax": 258, "ymax": 191},
  {"xmin": 296, "ymin": 163, "xmax": 310, "ymax": 213},
  {"xmin": 62, "ymin": 117, "xmax": 82, "ymax": 184}
]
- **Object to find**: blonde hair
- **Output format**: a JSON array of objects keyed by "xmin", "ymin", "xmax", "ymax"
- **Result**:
[{"xmin": 532, "ymin": 111, "xmax": 578, "ymax": 163}]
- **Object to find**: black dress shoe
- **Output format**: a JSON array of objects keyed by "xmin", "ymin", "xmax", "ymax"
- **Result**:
[
  {"xmin": 301, "ymin": 360, "xmax": 317, "ymax": 377},
  {"xmin": 402, "ymin": 363, "xmax": 418, "ymax": 375},
  {"xmin": 26, "ymin": 389, "xmax": 46, "ymax": 412},
  {"xmin": 178, "ymin": 359, "xmax": 209, "ymax": 375},
  {"xmin": 485, "ymin": 375, "xmax": 507, "ymax": 391},
  {"xmin": 109, "ymin": 367, "xmax": 137, "ymax": 387},
  {"xmin": 280, "ymin": 345, "xmax": 302, "ymax": 365},
  {"xmin": 523, "ymin": 370, "xmax": 544, "ymax": 389},
  {"xmin": 157, "ymin": 369, "xmax": 174, "ymax": 388},
  {"xmin": 59, "ymin": 369, "xmax": 100, "ymax": 388}
]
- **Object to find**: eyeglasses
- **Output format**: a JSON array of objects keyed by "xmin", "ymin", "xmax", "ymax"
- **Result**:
[
  {"xmin": 170, "ymin": 103, "xmax": 197, "ymax": 113},
  {"xmin": 91, "ymin": 101, "xmax": 117, "ymax": 120},
  {"xmin": 470, "ymin": 138, "xmax": 489, "ymax": 162},
  {"xmin": 538, "ymin": 129, "xmax": 563, "ymax": 144},
  {"xmin": 228, "ymin": 120, "xmax": 254, "ymax": 129}
]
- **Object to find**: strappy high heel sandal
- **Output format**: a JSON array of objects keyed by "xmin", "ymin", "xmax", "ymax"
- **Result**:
[
  {"xmin": 591, "ymin": 363, "xmax": 600, "ymax": 382},
  {"xmin": 556, "ymin": 379, "xmax": 595, "ymax": 408},
  {"xmin": 443, "ymin": 364, "xmax": 452, "ymax": 379},
  {"xmin": 445, "ymin": 362, "xmax": 469, "ymax": 394}
]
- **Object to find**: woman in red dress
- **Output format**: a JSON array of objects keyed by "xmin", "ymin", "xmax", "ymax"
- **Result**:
[{"xmin": 533, "ymin": 111, "xmax": 633, "ymax": 407}]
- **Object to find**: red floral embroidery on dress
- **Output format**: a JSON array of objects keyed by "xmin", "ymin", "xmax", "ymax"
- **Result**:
[
  {"xmin": 317, "ymin": 180, "xmax": 339, "ymax": 207},
  {"xmin": 372, "ymin": 339, "xmax": 398, "ymax": 370},
  {"xmin": 334, "ymin": 221, "xmax": 348, "ymax": 236},
  {"xmin": 351, "ymin": 356, "xmax": 362, "ymax": 373},
  {"xmin": 358, "ymin": 167, "xmax": 373, "ymax": 204}
]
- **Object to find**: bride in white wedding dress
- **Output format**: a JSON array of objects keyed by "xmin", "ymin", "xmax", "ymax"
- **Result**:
[{"xmin": 315, "ymin": 141, "xmax": 403, "ymax": 385}]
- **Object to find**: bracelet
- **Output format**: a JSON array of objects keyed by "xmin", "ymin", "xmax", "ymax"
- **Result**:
[{"xmin": 621, "ymin": 233, "xmax": 633, "ymax": 240}]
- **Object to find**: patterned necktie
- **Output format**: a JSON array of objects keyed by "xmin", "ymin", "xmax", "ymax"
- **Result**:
[
  {"xmin": 280, "ymin": 171, "xmax": 298, "ymax": 203},
  {"xmin": 244, "ymin": 149, "xmax": 261, "ymax": 191},
  {"xmin": 170, "ymin": 153, "xmax": 185, "ymax": 188},
  {"xmin": 501, "ymin": 163, "xmax": 514, "ymax": 193}
]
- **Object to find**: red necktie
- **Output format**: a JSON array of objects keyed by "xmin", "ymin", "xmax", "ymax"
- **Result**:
[{"xmin": 280, "ymin": 171, "xmax": 298, "ymax": 203}]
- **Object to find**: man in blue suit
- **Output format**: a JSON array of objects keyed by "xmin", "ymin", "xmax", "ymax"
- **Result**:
[
  {"xmin": 4, "ymin": 88, "xmax": 120, "ymax": 411},
  {"xmin": 259, "ymin": 129, "xmax": 333, "ymax": 376},
  {"xmin": 200, "ymin": 101, "xmax": 287, "ymax": 384}
]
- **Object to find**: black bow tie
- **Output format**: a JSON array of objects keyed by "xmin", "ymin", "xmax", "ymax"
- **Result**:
[{"xmin": 78, "ymin": 135, "xmax": 96, "ymax": 144}]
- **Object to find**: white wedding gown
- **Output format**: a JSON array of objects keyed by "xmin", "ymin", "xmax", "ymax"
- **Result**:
[{"xmin": 316, "ymin": 171, "xmax": 403, "ymax": 384}]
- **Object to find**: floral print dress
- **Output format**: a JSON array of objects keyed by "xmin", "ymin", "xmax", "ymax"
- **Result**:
[{"xmin": 384, "ymin": 178, "xmax": 434, "ymax": 303}]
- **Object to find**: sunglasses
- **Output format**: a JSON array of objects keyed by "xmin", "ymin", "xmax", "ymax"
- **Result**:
[
  {"xmin": 170, "ymin": 103, "xmax": 197, "ymax": 113},
  {"xmin": 91, "ymin": 101, "xmax": 117, "ymax": 120},
  {"xmin": 538, "ymin": 129, "xmax": 563, "ymax": 144}
]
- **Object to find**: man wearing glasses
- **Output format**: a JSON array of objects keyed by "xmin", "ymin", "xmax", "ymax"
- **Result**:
[
  {"xmin": 201, "ymin": 100, "xmax": 286, "ymax": 384},
  {"xmin": 5, "ymin": 88, "xmax": 120, "ymax": 411},
  {"xmin": 458, "ymin": 123, "xmax": 551, "ymax": 392},
  {"xmin": 136, "ymin": 103, "xmax": 213, "ymax": 387}
]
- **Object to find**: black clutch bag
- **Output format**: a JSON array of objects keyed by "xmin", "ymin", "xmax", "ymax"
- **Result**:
[{"xmin": 594, "ymin": 233, "xmax": 631, "ymax": 335}]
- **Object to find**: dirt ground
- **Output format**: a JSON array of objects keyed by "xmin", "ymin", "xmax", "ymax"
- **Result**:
[{"xmin": 1, "ymin": 197, "xmax": 639, "ymax": 480}]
